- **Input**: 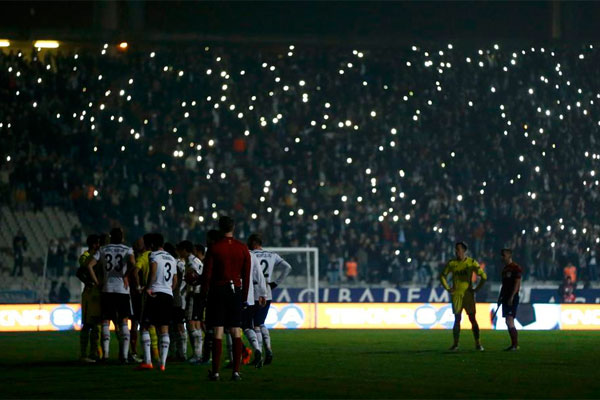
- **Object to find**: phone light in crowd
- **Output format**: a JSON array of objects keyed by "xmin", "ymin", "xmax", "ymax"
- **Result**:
[
  {"xmin": 34, "ymin": 40, "xmax": 59, "ymax": 49},
  {"xmin": 118, "ymin": 42, "xmax": 128, "ymax": 50},
  {"xmin": 0, "ymin": 39, "xmax": 10, "ymax": 47}
]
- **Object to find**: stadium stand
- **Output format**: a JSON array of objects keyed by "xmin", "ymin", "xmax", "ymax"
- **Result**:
[{"xmin": 0, "ymin": 43, "xmax": 599, "ymax": 291}]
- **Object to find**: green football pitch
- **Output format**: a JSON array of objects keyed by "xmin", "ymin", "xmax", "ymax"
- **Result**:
[{"xmin": 0, "ymin": 329, "xmax": 598, "ymax": 399}]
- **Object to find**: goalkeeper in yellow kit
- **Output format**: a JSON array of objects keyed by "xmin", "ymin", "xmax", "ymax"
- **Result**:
[
  {"xmin": 440, "ymin": 242, "xmax": 487, "ymax": 351},
  {"xmin": 133, "ymin": 234, "xmax": 159, "ymax": 362}
]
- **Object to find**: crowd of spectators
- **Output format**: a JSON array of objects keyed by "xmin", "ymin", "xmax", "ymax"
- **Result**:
[{"xmin": 1, "ymin": 42, "xmax": 600, "ymax": 285}]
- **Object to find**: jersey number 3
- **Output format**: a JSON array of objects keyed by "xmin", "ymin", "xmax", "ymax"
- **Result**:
[{"xmin": 165, "ymin": 262, "xmax": 172, "ymax": 282}]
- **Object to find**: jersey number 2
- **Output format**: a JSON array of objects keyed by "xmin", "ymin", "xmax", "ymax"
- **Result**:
[{"xmin": 260, "ymin": 259, "xmax": 269, "ymax": 278}]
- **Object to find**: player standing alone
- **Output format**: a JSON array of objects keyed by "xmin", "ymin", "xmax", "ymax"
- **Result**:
[
  {"xmin": 247, "ymin": 233, "xmax": 292, "ymax": 364},
  {"xmin": 200, "ymin": 216, "xmax": 250, "ymax": 381},
  {"xmin": 440, "ymin": 242, "xmax": 487, "ymax": 351},
  {"xmin": 499, "ymin": 248, "xmax": 522, "ymax": 351}
]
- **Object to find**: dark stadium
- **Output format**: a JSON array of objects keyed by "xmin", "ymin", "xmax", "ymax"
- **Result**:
[{"xmin": 1, "ymin": 1, "xmax": 599, "ymax": 398}]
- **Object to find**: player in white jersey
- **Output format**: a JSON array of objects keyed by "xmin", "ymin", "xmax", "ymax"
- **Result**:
[
  {"xmin": 164, "ymin": 242, "xmax": 187, "ymax": 361},
  {"xmin": 177, "ymin": 240, "xmax": 205, "ymax": 363},
  {"xmin": 242, "ymin": 248, "xmax": 268, "ymax": 367},
  {"xmin": 248, "ymin": 233, "xmax": 292, "ymax": 365},
  {"xmin": 137, "ymin": 233, "xmax": 177, "ymax": 371},
  {"xmin": 86, "ymin": 227, "xmax": 136, "ymax": 363}
]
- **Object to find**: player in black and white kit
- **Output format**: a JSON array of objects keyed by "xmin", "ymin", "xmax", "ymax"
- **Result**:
[
  {"xmin": 138, "ymin": 234, "xmax": 177, "ymax": 371},
  {"xmin": 247, "ymin": 233, "xmax": 292, "ymax": 365},
  {"xmin": 86, "ymin": 227, "xmax": 137, "ymax": 363},
  {"xmin": 243, "ymin": 248, "xmax": 268, "ymax": 367},
  {"xmin": 164, "ymin": 242, "xmax": 187, "ymax": 361},
  {"xmin": 176, "ymin": 240, "xmax": 204, "ymax": 363}
]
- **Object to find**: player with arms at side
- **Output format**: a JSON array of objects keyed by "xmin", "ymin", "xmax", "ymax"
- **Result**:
[
  {"xmin": 440, "ymin": 242, "xmax": 487, "ymax": 351},
  {"xmin": 135, "ymin": 234, "xmax": 160, "ymax": 362},
  {"xmin": 177, "ymin": 240, "xmax": 204, "ymax": 363},
  {"xmin": 128, "ymin": 237, "xmax": 147, "ymax": 363},
  {"xmin": 164, "ymin": 242, "xmax": 187, "ymax": 361},
  {"xmin": 86, "ymin": 227, "xmax": 137, "ymax": 362},
  {"xmin": 198, "ymin": 233, "xmax": 220, "ymax": 365},
  {"xmin": 200, "ymin": 216, "xmax": 250, "ymax": 381},
  {"xmin": 248, "ymin": 233, "xmax": 292, "ymax": 365},
  {"xmin": 499, "ymin": 248, "xmax": 523, "ymax": 351},
  {"xmin": 137, "ymin": 234, "xmax": 177, "ymax": 371},
  {"xmin": 77, "ymin": 234, "xmax": 102, "ymax": 362}
]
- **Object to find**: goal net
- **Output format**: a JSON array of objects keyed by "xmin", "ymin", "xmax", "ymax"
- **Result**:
[{"xmin": 263, "ymin": 247, "xmax": 320, "ymax": 304}]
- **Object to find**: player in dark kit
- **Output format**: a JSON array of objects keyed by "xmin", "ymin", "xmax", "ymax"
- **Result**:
[
  {"xmin": 499, "ymin": 248, "xmax": 523, "ymax": 351},
  {"xmin": 200, "ymin": 217, "xmax": 251, "ymax": 381}
]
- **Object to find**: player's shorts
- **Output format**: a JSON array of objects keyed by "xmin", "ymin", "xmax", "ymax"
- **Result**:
[
  {"xmin": 451, "ymin": 290, "xmax": 476, "ymax": 315},
  {"xmin": 191, "ymin": 293, "xmax": 204, "ymax": 321},
  {"xmin": 253, "ymin": 300, "xmax": 272, "ymax": 326},
  {"xmin": 130, "ymin": 291, "xmax": 142, "ymax": 321},
  {"xmin": 101, "ymin": 292, "xmax": 133, "ymax": 321},
  {"xmin": 81, "ymin": 286, "xmax": 101, "ymax": 325},
  {"xmin": 502, "ymin": 295, "xmax": 520, "ymax": 318},
  {"xmin": 206, "ymin": 285, "xmax": 242, "ymax": 328},
  {"xmin": 142, "ymin": 292, "xmax": 173, "ymax": 327},
  {"xmin": 171, "ymin": 306, "xmax": 186, "ymax": 325},
  {"xmin": 241, "ymin": 302, "xmax": 258, "ymax": 330}
]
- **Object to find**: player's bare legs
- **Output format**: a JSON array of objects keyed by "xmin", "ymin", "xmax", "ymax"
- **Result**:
[
  {"xmin": 450, "ymin": 313, "xmax": 461, "ymax": 350},
  {"xmin": 468, "ymin": 313, "xmax": 483, "ymax": 350},
  {"xmin": 505, "ymin": 315, "xmax": 519, "ymax": 350}
]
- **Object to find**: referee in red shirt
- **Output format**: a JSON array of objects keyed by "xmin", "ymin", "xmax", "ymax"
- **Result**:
[
  {"xmin": 500, "ymin": 248, "xmax": 523, "ymax": 351},
  {"xmin": 200, "ymin": 216, "xmax": 251, "ymax": 381}
]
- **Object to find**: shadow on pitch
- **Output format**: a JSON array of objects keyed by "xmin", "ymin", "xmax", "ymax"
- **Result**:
[
  {"xmin": 2, "ymin": 360, "xmax": 104, "ymax": 368},
  {"xmin": 361, "ymin": 350, "xmax": 440, "ymax": 355}
]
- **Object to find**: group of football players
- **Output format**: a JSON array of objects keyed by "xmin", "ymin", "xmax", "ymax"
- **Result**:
[{"xmin": 77, "ymin": 217, "xmax": 291, "ymax": 380}]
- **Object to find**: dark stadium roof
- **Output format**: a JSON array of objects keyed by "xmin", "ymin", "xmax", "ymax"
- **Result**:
[{"xmin": 1, "ymin": 1, "xmax": 600, "ymax": 42}]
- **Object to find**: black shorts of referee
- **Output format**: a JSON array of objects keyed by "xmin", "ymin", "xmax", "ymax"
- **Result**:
[{"xmin": 206, "ymin": 285, "xmax": 242, "ymax": 328}]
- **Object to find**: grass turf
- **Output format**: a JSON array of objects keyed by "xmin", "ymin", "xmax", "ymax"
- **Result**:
[{"xmin": 0, "ymin": 329, "xmax": 598, "ymax": 399}]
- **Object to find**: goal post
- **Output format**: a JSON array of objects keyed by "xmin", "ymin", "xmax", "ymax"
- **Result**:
[{"xmin": 263, "ymin": 247, "xmax": 319, "ymax": 304}]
